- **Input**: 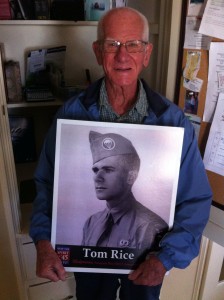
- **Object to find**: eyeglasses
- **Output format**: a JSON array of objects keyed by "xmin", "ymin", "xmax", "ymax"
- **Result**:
[{"xmin": 100, "ymin": 40, "xmax": 148, "ymax": 53}]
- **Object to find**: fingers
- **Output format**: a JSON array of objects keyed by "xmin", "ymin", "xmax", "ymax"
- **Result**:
[
  {"xmin": 36, "ymin": 240, "xmax": 66, "ymax": 282},
  {"xmin": 128, "ymin": 267, "xmax": 142, "ymax": 281},
  {"xmin": 55, "ymin": 262, "xmax": 67, "ymax": 281},
  {"xmin": 38, "ymin": 268, "xmax": 66, "ymax": 282},
  {"xmin": 129, "ymin": 270, "xmax": 164, "ymax": 286},
  {"xmin": 128, "ymin": 255, "xmax": 166, "ymax": 286},
  {"xmin": 36, "ymin": 257, "xmax": 66, "ymax": 282}
]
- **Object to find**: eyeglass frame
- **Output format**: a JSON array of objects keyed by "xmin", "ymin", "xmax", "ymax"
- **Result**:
[{"xmin": 98, "ymin": 39, "xmax": 149, "ymax": 53}]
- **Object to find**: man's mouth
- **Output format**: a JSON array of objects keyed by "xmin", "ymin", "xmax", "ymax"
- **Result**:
[
  {"xmin": 115, "ymin": 67, "xmax": 132, "ymax": 71},
  {"xmin": 96, "ymin": 187, "xmax": 106, "ymax": 191}
]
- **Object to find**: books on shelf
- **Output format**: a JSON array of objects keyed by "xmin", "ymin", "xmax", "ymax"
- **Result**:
[
  {"xmin": 16, "ymin": 0, "xmax": 50, "ymax": 20},
  {"xmin": 0, "ymin": 0, "xmax": 12, "ymax": 20},
  {"xmin": 34, "ymin": 0, "xmax": 50, "ymax": 20},
  {"xmin": 51, "ymin": 0, "xmax": 84, "ymax": 21},
  {"xmin": 16, "ymin": 0, "xmax": 35, "ymax": 19},
  {"xmin": 0, "ymin": 0, "xmax": 127, "ymax": 20}
]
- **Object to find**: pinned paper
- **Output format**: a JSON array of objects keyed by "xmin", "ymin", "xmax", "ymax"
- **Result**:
[
  {"xmin": 203, "ymin": 93, "xmax": 224, "ymax": 176},
  {"xmin": 199, "ymin": 0, "xmax": 224, "ymax": 40},
  {"xmin": 187, "ymin": 0, "xmax": 207, "ymax": 17},
  {"xmin": 183, "ymin": 77, "xmax": 203, "ymax": 93},
  {"xmin": 183, "ymin": 51, "xmax": 201, "ymax": 81},
  {"xmin": 184, "ymin": 90, "xmax": 199, "ymax": 115},
  {"xmin": 203, "ymin": 43, "xmax": 224, "ymax": 123},
  {"xmin": 184, "ymin": 17, "xmax": 212, "ymax": 50}
]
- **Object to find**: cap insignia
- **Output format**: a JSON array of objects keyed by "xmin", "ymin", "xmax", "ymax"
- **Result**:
[{"xmin": 102, "ymin": 138, "xmax": 115, "ymax": 150}]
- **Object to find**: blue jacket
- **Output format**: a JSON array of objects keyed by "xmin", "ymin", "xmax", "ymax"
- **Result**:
[{"xmin": 30, "ymin": 78, "xmax": 212, "ymax": 271}]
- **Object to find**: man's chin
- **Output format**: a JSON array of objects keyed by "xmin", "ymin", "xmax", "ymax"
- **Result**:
[
  {"xmin": 95, "ymin": 193, "xmax": 107, "ymax": 200},
  {"xmin": 107, "ymin": 75, "xmax": 137, "ymax": 88}
]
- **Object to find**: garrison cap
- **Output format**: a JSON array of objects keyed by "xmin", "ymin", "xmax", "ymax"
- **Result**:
[{"xmin": 89, "ymin": 131, "xmax": 139, "ymax": 164}]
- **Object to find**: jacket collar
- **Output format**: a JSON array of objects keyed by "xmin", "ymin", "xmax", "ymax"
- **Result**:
[
  {"xmin": 141, "ymin": 79, "xmax": 170, "ymax": 118},
  {"xmin": 82, "ymin": 78, "xmax": 170, "ymax": 119}
]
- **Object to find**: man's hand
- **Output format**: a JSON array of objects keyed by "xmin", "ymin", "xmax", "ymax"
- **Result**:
[
  {"xmin": 128, "ymin": 255, "xmax": 166, "ymax": 286},
  {"xmin": 36, "ymin": 240, "xmax": 66, "ymax": 282}
]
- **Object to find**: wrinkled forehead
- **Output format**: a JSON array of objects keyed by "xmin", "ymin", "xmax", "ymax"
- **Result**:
[{"xmin": 102, "ymin": 11, "xmax": 145, "ymax": 40}]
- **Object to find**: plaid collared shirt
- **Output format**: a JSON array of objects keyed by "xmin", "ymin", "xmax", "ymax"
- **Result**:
[{"xmin": 99, "ymin": 79, "xmax": 148, "ymax": 123}]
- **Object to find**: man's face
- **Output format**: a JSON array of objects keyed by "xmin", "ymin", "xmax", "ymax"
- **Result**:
[
  {"xmin": 92, "ymin": 155, "xmax": 130, "ymax": 201},
  {"xmin": 93, "ymin": 11, "xmax": 153, "ymax": 88}
]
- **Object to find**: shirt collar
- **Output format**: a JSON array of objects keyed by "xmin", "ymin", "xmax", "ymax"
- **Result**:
[
  {"xmin": 106, "ymin": 194, "xmax": 136, "ymax": 224},
  {"xmin": 99, "ymin": 79, "xmax": 148, "ymax": 118}
]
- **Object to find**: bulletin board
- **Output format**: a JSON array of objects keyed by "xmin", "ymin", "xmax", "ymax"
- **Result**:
[{"xmin": 178, "ymin": 5, "xmax": 224, "ymax": 208}]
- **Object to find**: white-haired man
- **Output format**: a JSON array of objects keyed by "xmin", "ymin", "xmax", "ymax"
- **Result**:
[{"xmin": 30, "ymin": 7, "xmax": 212, "ymax": 300}]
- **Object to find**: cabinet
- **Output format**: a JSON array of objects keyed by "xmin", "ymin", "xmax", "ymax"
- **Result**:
[
  {"xmin": 0, "ymin": 51, "xmax": 77, "ymax": 298},
  {"xmin": 0, "ymin": 2, "xmax": 184, "ymax": 299},
  {"xmin": 0, "ymin": 28, "xmax": 83, "ymax": 299}
]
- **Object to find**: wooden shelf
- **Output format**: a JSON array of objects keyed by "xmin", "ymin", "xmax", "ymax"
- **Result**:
[
  {"xmin": 0, "ymin": 20, "xmax": 98, "ymax": 26},
  {"xmin": 0, "ymin": 20, "xmax": 160, "ymax": 34},
  {"xmin": 7, "ymin": 99, "xmax": 63, "ymax": 108}
]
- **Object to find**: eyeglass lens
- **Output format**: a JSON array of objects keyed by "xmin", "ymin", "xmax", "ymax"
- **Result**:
[{"xmin": 102, "ymin": 40, "xmax": 147, "ymax": 53}]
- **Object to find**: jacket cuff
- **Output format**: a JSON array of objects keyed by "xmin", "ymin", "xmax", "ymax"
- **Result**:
[
  {"xmin": 156, "ymin": 251, "xmax": 174, "ymax": 271},
  {"xmin": 30, "ymin": 233, "xmax": 51, "ymax": 245}
]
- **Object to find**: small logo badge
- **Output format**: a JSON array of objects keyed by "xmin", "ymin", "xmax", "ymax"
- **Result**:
[
  {"xmin": 56, "ymin": 246, "xmax": 70, "ymax": 265},
  {"xmin": 119, "ymin": 239, "xmax": 130, "ymax": 247},
  {"xmin": 102, "ymin": 138, "xmax": 115, "ymax": 150}
]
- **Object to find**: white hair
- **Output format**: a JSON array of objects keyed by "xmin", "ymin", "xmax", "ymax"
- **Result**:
[{"xmin": 97, "ymin": 7, "xmax": 149, "ymax": 41}]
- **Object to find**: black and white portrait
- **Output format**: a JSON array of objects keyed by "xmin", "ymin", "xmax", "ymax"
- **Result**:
[{"xmin": 51, "ymin": 120, "xmax": 183, "ymax": 272}]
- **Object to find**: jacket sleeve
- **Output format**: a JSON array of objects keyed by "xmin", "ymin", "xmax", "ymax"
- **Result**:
[
  {"xmin": 157, "ymin": 117, "xmax": 212, "ymax": 271},
  {"xmin": 29, "ymin": 89, "xmax": 98, "ymax": 244},
  {"xmin": 29, "ymin": 106, "xmax": 64, "ymax": 243}
]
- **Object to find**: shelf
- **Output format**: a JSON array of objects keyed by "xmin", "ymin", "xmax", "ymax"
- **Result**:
[
  {"xmin": 0, "ymin": 20, "xmax": 159, "ymax": 33},
  {"xmin": 0, "ymin": 20, "xmax": 98, "ymax": 26},
  {"xmin": 7, "ymin": 99, "xmax": 64, "ymax": 108}
]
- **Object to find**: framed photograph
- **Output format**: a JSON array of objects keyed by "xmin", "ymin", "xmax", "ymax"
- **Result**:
[
  {"xmin": 51, "ymin": 120, "xmax": 184, "ymax": 274},
  {"xmin": 85, "ymin": 0, "xmax": 111, "ymax": 21}
]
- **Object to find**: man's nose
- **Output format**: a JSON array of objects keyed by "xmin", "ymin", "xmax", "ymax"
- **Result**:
[
  {"xmin": 115, "ymin": 44, "xmax": 130, "ymax": 60},
  {"xmin": 94, "ymin": 170, "xmax": 104, "ymax": 182}
]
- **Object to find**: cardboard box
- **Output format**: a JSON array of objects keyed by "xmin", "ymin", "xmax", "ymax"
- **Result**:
[{"xmin": 5, "ymin": 61, "xmax": 23, "ymax": 103}]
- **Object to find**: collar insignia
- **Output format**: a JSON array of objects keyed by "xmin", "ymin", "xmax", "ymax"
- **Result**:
[{"xmin": 119, "ymin": 239, "xmax": 130, "ymax": 247}]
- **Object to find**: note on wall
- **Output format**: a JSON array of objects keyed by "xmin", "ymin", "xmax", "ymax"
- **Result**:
[
  {"xmin": 203, "ymin": 93, "xmax": 224, "ymax": 176},
  {"xmin": 199, "ymin": 0, "xmax": 224, "ymax": 40},
  {"xmin": 183, "ymin": 51, "xmax": 201, "ymax": 81},
  {"xmin": 184, "ymin": 17, "xmax": 212, "ymax": 50},
  {"xmin": 203, "ymin": 42, "xmax": 224, "ymax": 123},
  {"xmin": 187, "ymin": 0, "xmax": 207, "ymax": 17}
]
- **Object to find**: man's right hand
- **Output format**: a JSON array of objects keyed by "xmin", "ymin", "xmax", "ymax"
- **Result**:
[{"xmin": 36, "ymin": 240, "xmax": 66, "ymax": 282}]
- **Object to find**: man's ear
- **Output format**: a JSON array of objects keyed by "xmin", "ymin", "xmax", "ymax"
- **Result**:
[
  {"xmin": 143, "ymin": 43, "xmax": 153, "ymax": 68},
  {"xmin": 127, "ymin": 171, "xmax": 138, "ymax": 185},
  {"xmin": 92, "ymin": 41, "xmax": 103, "ymax": 65}
]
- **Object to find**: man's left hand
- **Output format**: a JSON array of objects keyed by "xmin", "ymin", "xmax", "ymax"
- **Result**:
[{"xmin": 128, "ymin": 255, "xmax": 166, "ymax": 286}]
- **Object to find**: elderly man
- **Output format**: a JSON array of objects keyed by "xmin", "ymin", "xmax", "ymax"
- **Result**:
[
  {"xmin": 30, "ymin": 7, "xmax": 212, "ymax": 300},
  {"xmin": 82, "ymin": 131, "xmax": 168, "ymax": 249}
]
